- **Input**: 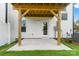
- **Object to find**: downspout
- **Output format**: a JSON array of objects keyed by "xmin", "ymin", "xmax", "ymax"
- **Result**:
[
  {"xmin": 73, "ymin": 3, "xmax": 74, "ymax": 39},
  {"xmin": 5, "ymin": 3, "xmax": 8, "ymax": 23}
]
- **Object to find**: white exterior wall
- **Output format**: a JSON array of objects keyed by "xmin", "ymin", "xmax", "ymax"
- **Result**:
[
  {"xmin": 8, "ymin": 4, "xmax": 18, "ymax": 43},
  {"xmin": 0, "ymin": 4, "xmax": 10, "ymax": 46},
  {"xmin": 22, "ymin": 17, "xmax": 56, "ymax": 38},
  {"xmin": 0, "ymin": 22, "xmax": 10, "ymax": 46},
  {"xmin": 7, "ymin": 4, "xmax": 73, "ymax": 39},
  {"xmin": 0, "ymin": 3, "xmax": 5, "ymax": 23},
  {"xmin": 61, "ymin": 4, "xmax": 73, "ymax": 38}
]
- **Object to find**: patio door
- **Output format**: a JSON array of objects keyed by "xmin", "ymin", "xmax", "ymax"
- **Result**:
[{"xmin": 43, "ymin": 22, "xmax": 48, "ymax": 35}]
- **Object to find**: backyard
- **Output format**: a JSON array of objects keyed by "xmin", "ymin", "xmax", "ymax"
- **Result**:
[{"xmin": 0, "ymin": 40, "xmax": 79, "ymax": 56}]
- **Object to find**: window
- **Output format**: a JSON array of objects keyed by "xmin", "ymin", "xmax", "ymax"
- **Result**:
[
  {"xmin": 43, "ymin": 22, "xmax": 48, "ymax": 35},
  {"xmin": 21, "ymin": 20, "xmax": 26, "ymax": 32},
  {"xmin": 62, "ymin": 13, "xmax": 67, "ymax": 20}
]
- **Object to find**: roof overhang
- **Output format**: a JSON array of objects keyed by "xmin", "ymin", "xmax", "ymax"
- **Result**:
[{"xmin": 12, "ymin": 3, "xmax": 69, "ymax": 17}]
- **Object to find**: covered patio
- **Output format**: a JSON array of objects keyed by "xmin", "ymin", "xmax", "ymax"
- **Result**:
[
  {"xmin": 8, "ymin": 39, "xmax": 71, "ymax": 51},
  {"xmin": 11, "ymin": 3, "xmax": 69, "ymax": 46}
]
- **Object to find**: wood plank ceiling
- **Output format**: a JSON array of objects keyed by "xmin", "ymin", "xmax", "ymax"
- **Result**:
[{"xmin": 12, "ymin": 3, "xmax": 69, "ymax": 17}]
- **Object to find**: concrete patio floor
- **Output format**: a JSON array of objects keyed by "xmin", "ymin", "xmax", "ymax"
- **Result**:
[{"xmin": 8, "ymin": 39, "xmax": 71, "ymax": 51}]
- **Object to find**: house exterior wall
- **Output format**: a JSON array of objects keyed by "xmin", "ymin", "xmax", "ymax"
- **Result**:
[
  {"xmin": 0, "ymin": 22, "xmax": 10, "ymax": 46},
  {"xmin": 61, "ymin": 4, "xmax": 73, "ymax": 38},
  {"xmin": 21, "ymin": 17, "xmax": 56, "ymax": 38},
  {"xmin": 0, "ymin": 4, "xmax": 10, "ymax": 46},
  {"xmin": 8, "ymin": 4, "xmax": 18, "ymax": 43},
  {"xmin": 0, "ymin": 3, "xmax": 5, "ymax": 23}
]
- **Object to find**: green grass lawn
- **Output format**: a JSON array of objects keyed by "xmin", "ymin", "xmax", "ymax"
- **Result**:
[
  {"xmin": 63, "ymin": 41, "xmax": 79, "ymax": 50},
  {"xmin": 0, "ymin": 40, "xmax": 79, "ymax": 56},
  {"xmin": 0, "ymin": 50, "xmax": 79, "ymax": 56}
]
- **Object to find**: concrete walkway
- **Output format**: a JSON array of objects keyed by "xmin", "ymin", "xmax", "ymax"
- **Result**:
[{"xmin": 8, "ymin": 39, "xmax": 71, "ymax": 51}]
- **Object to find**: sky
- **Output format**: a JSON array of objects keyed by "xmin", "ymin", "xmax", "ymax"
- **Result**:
[{"xmin": 74, "ymin": 3, "xmax": 79, "ymax": 22}]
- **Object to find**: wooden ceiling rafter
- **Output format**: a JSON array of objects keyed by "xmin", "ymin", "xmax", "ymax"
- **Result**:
[
  {"xmin": 22, "ymin": 9, "xmax": 30, "ymax": 16},
  {"xmin": 24, "ymin": 9, "xmax": 54, "ymax": 17},
  {"xmin": 50, "ymin": 10, "xmax": 58, "ymax": 18}
]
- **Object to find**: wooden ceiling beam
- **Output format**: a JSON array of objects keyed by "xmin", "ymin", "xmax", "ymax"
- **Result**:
[
  {"xmin": 50, "ymin": 10, "xmax": 58, "ymax": 18},
  {"xmin": 12, "ymin": 3, "xmax": 68, "ymax": 7},
  {"xmin": 13, "ymin": 7, "xmax": 64, "ymax": 11},
  {"xmin": 13, "ymin": 6, "xmax": 63, "ymax": 11},
  {"xmin": 22, "ymin": 9, "xmax": 30, "ymax": 16}
]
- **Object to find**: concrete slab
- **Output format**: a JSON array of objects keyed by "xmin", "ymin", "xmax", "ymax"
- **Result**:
[{"xmin": 8, "ymin": 39, "xmax": 72, "ymax": 51}]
